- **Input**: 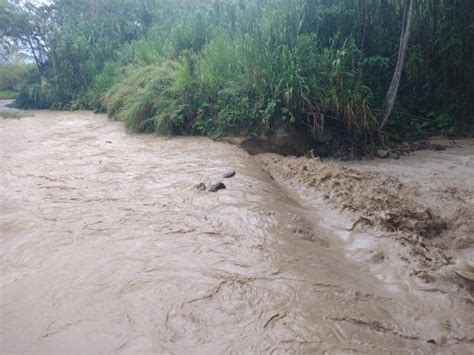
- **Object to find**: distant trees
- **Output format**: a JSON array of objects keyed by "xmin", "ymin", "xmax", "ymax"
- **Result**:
[
  {"xmin": 0, "ymin": 0, "xmax": 49, "ymax": 72},
  {"xmin": 0, "ymin": 62, "xmax": 30, "ymax": 96}
]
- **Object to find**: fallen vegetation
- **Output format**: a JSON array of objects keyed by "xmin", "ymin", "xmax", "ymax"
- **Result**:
[
  {"xmin": 257, "ymin": 154, "xmax": 446, "ymax": 240},
  {"xmin": 256, "ymin": 152, "xmax": 474, "ymax": 289}
]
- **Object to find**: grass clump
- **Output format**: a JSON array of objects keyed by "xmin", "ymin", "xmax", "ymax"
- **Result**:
[
  {"xmin": 0, "ymin": 91, "xmax": 17, "ymax": 100},
  {"xmin": 104, "ymin": 62, "xmax": 183, "ymax": 135}
]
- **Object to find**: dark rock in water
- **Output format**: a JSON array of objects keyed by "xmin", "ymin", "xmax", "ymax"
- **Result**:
[
  {"xmin": 208, "ymin": 182, "xmax": 226, "ymax": 192},
  {"xmin": 223, "ymin": 171, "xmax": 236, "ymax": 179},
  {"xmin": 377, "ymin": 149, "xmax": 390, "ymax": 159},
  {"xmin": 411, "ymin": 140, "xmax": 429, "ymax": 151},
  {"xmin": 390, "ymin": 153, "xmax": 401, "ymax": 160},
  {"xmin": 195, "ymin": 183, "xmax": 206, "ymax": 191}
]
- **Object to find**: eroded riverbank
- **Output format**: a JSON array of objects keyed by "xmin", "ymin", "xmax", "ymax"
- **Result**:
[{"xmin": 1, "ymin": 107, "xmax": 473, "ymax": 353}]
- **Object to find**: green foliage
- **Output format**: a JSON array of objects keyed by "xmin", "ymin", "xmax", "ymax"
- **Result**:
[
  {"xmin": 0, "ymin": 90, "xmax": 16, "ymax": 99},
  {"xmin": 5, "ymin": 0, "xmax": 473, "ymax": 145},
  {"xmin": 14, "ymin": 66, "xmax": 51, "ymax": 109},
  {"xmin": 0, "ymin": 63, "xmax": 31, "ymax": 99},
  {"xmin": 104, "ymin": 62, "xmax": 183, "ymax": 134},
  {"xmin": 85, "ymin": 62, "xmax": 122, "ymax": 112},
  {"xmin": 0, "ymin": 0, "xmax": 49, "ymax": 70},
  {"xmin": 166, "ymin": 10, "xmax": 213, "ymax": 58}
]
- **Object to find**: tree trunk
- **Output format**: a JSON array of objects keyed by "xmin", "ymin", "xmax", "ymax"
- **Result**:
[
  {"xmin": 378, "ymin": 0, "xmax": 415, "ymax": 141},
  {"xmin": 26, "ymin": 36, "xmax": 43, "ymax": 74}
]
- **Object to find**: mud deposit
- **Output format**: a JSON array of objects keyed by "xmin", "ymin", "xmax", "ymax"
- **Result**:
[{"xmin": 1, "ymin": 106, "xmax": 473, "ymax": 353}]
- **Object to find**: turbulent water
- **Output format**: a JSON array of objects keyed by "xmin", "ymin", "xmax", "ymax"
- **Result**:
[{"xmin": 1, "ymin": 104, "xmax": 473, "ymax": 353}]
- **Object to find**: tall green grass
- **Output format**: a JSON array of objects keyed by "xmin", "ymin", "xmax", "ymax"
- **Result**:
[
  {"xmin": 104, "ymin": 62, "xmax": 183, "ymax": 134},
  {"xmin": 104, "ymin": 0, "xmax": 375, "ymax": 144}
]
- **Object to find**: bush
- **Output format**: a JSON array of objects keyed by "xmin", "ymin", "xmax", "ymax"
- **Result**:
[
  {"xmin": 0, "ymin": 90, "xmax": 17, "ymax": 100},
  {"xmin": 0, "ymin": 63, "xmax": 31, "ymax": 98},
  {"xmin": 85, "ymin": 61, "xmax": 123, "ymax": 112},
  {"xmin": 14, "ymin": 66, "xmax": 52, "ymax": 109},
  {"xmin": 104, "ymin": 62, "xmax": 183, "ymax": 134}
]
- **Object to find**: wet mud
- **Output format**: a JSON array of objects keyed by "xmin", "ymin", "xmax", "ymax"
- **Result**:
[{"xmin": 1, "ymin": 104, "xmax": 473, "ymax": 353}]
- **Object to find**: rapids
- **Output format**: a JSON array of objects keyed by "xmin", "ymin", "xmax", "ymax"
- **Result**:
[{"xmin": 1, "ymin": 104, "xmax": 472, "ymax": 353}]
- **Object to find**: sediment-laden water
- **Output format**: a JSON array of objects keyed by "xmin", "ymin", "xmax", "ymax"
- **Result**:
[{"xmin": 1, "ymin": 105, "xmax": 472, "ymax": 353}]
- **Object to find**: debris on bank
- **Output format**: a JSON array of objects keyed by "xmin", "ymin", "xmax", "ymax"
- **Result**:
[
  {"xmin": 256, "ymin": 150, "xmax": 474, "ymax": 298},
  {"xmin": 256, "ymin": 154, "xmax": 447, "ymax": 240}
]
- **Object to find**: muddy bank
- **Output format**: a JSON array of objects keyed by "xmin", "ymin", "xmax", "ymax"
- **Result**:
[
  {"xmin": 256, "ymin": 140, "xmax": 474, "ymax": 299},
  {"xmin": 0, "ymin": 100, "xmax": 16, "ymax": 111},
  {"xmin": 217, "ymin": 131, "xmax": 315, "ymax": 157},
  {"xmin": 1, "ymin": 110, "xmax": 473, "ymax": 353},
  {"xmin": 345, "ymin": 137, "xmax": 474, "ymax": 250},
  {"xmin": 345, "ymin": 138, "xmax": 474, "ymax": 291},
  {"xmin": 0, "ymin": 99, "xmax": 26, "ymax": 113}
]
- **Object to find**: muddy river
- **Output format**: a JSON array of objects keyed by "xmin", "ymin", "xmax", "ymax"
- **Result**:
[{"xmin": 1, "ymin": 104, "xmax": 473, "ymax": 353}]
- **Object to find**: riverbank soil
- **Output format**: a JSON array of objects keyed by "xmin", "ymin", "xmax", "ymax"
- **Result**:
[{"xmin": 1, "ymin": 104, "xmax": 473, "ymax": 353}]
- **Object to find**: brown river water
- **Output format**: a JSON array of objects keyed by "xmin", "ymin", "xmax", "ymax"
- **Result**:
[{"xmin": 1, "ymin": 103, "xmax": 473, "ymax": 353}]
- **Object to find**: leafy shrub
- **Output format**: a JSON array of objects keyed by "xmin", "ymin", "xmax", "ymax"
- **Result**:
[
  {"xmin": 14, "ymin": 67, "xmax": 51, "ymax": 109},
  {"xmin": 104, "ymin": 62, "xmax": 183, "ymax": 134},
  {"xmin": 0, "ymin": 63, "xmax": 31, "ymax": 100},
  {"xmin": 85, "ymin": 61, "xmax": 123, "ymax": 112}
]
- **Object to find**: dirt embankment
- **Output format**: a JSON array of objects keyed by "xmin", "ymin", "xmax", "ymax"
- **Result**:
[{"xmin": 256, "ymin": 140, "xmax": 474, "ymax": 297}]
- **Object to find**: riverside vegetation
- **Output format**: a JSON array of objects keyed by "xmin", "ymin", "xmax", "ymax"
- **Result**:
[{"xmin": 1, "ymin": 0, "xmax": 472, "ymax": 152}]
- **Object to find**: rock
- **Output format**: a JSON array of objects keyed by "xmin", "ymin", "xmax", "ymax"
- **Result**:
[
  {"xmin": 411, "ymin": 140, "xmax": 429, "ymax": 151},
  {"xmin": 223, "ymin": 171, "xmax": 236, "ymax": 179},
  {"xmin": 208, "ymin": 182, "xmax": 226, "ymax": 192},
  {"xmin": 390, "ymin": 153, "xmax": 401, "ymax": 160},
  {"xmin": 195, "ymin": 183, "xmax": 206, "ymax": 191},
  {"xmin": 377, "ymin": 149, "xmax": 390, "ymax": 159}
]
